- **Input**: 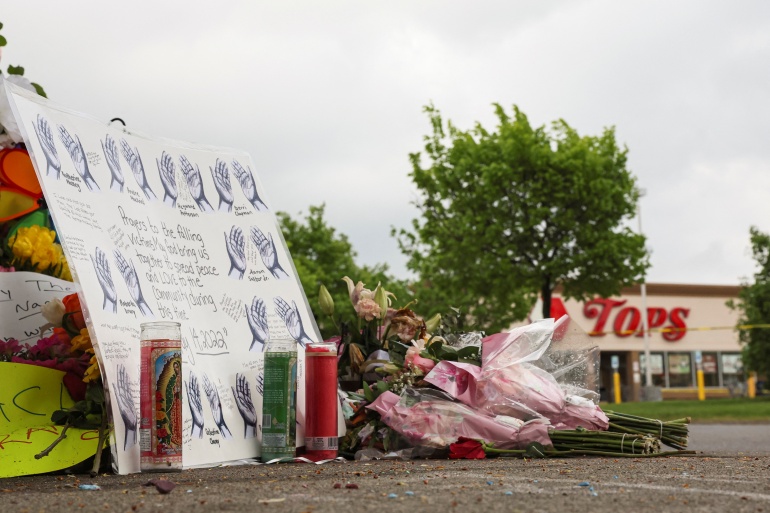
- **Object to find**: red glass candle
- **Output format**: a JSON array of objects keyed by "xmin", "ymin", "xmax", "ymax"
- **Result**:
[{"xmin": 304, "ymin": 342, "xmax": 338, "ymax": 461}]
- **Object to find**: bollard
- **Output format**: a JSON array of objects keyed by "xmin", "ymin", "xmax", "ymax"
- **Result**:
[
  {"xmin": 696, "ymin": 369, "xmax": 706, "ymax": 401},
  {"xmin": 748, "ymin": 372, "xmax": 757, "ymax": 399}
]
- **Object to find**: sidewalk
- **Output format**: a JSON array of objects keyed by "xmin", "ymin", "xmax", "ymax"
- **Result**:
[{"xmin": 4, "ymin": 445, "xmax": 768, "ymax": 513}]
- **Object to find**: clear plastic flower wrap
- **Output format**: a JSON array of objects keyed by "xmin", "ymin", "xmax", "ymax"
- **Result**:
[
  {"xmin": 366, "ymin": 388, "xmax": 552, "ymax": 450},
  {"xmin": 425, "ymin": 317, "xmax": 608, "ymax": 431}
]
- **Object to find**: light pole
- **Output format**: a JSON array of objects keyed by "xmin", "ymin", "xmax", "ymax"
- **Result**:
[{"xmin": 637, "ymin": 190, "xmax": 653, "ymax": 394}]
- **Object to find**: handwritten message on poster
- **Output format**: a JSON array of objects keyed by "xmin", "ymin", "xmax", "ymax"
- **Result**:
[
  {"xmin": 6, "ymin": 82, "xmax": 322, "ymax": 474},
  {"xmin": 0, "ymin": 272, "xmax": 78, "ymax": 343},
  {"xmin": 0, "ymin": 363, "xmax": 100, "ymax": 478}
]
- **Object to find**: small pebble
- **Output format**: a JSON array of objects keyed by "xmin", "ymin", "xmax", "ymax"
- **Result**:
[
  {"xmin": 186, "ymin": 490, "xmax": 192, "ymax": 493},
  {"xmin": 388, "ymin": 493, "xmax": 398, "ymax": 499},
  {"xmin": 504, "ymin": 491, "xmax": 513, "ymax": 496},
  {"xmin": 578, "ymin": 481, "xmax": 590, "ymax": 487},
  {"xmin": 405, "ymin": 491, "xmax": 415, "ymax": 496},
  {"xmin": 333, "ymin": 483, "xmax": 342, "ymax": 489},
  {"xmin": 486, "ymin": 480, "xmax": 494, "ymax": 485},
  {"xmin": 533, "ymin": 480, "xmax": 538, "ymax": 483},
  {"xmin": 591, "ymin": 491, "xmax": 598, "ymax": 497},
  {"xmin": 613, "ymin": 476, "xmax": 619, "ymax": 479},
  {"xmin": 78, "ymin": 484, "xmax": 101, "ymax": 491},
  {"xmin": 345, "ymin": 483, "xmax": 359, "ymax": 489}
]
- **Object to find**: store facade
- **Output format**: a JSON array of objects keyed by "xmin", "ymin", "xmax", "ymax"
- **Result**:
[{"xmin": 532, "ymin": 284, "xmax": 743, "ymax": 401}]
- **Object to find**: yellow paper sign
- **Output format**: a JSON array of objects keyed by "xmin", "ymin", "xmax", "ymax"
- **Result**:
[{"xmin": 0, "ymin": 363, "xmax": 100, "ymax": 477}]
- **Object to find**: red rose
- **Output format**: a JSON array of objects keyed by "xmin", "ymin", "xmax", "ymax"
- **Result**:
[
  {"xmin": 449, "ymin": 437, "xmax": 486, "ymax": 459},
  {"xmin": 62, "ymin": 372, "xmax": 87, "ymax": 402},
  {"xmin": 157, "ymin": 428, "xmax": 169, "ymax": 439}
]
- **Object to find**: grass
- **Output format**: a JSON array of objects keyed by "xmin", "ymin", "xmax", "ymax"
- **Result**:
[{"xmin": 600, "ymin": 396, "xmax": 770, "ymax": 423}]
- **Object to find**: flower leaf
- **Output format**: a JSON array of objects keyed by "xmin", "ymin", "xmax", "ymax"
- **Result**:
[
  {"xmin": 7, "ymin": 64, "xmax": 24, "ymax": 75},
  {"xmin": 456, "ymin": 346, "xmax": 479, "ymax": 359},
  {"xmin": 0, "ymin": 35, "xmax": 7, "ymax": 47},
  {"xmin": 525, "ymin": 442, "xmax": 548, "ymax": 459},
  {"xmin": 362, "ymin": 382, "xmax": 374, "ymax": 402},
  {"xmin": 86, "ymin": 383, "xmax": 105, "ymax": 404},
  {"xmin": 51, "ymin": 410, "xmax": 69, "ymax": 425},
  {"xmin": 31, "ymin": 82, "xmax": 47, "ymax": 98}
]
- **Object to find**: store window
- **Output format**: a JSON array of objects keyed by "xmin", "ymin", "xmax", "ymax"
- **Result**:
[
  {"xmin": 668, "ymin": 352, "xmax": 693, "ymax": 387},
  {"xmin": 701, "ymin": 352, "xmax": 719, "ymax": 387},
  {"xmin": 639, "ymin": 353, "xmax": 665, "ymax": 387},
  {"xmin": 722, "ymin": 353, "xmax": 743, "ymax": 391}
]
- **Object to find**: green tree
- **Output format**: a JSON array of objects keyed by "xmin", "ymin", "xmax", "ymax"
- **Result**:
[
  {"xmin": 397, "ymin": 104, "xmax": 649, "ymax": 332},
  {"xmin": 728, "ymin": 227, "xmax": 770, "ymax": 376},
  {"xmin": 278, "ymin": 204, "xmax": 410, "ymax": 338}
]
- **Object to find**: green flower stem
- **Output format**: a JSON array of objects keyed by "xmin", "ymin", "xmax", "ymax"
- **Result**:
[
  {"xmin": 90, "ymin": 403, "xmax": 109, "ymax": 477},
  {"xmin": 34, "ymin": 424, "xmax": 71, "ymax": 459}
]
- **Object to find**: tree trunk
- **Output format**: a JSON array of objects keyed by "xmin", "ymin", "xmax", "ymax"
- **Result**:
[{"xmin": 541, "ymin": 280, "xmax": 552, "ymax": 319}]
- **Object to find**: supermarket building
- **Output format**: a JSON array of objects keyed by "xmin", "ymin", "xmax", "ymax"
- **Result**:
[{"xmin": 535, "ymin": 283, "xmax": 743, "ymax": 401}]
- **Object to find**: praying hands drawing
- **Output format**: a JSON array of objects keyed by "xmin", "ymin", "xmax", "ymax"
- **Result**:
[
  {"xmin": 186, "ymin": 371, "xmax": 204, "ymax": 439},
  {"xmin": 246, "ymin": 296, "xmax": 269, "ymax": 352},
  {"xmin": 101, "ymin": 134, "xmax": 124, "ymax": 192},
  {"xmin": 157, "ymin": 151, "xmax": 178, "ymax": 207},
  {"xmin": 179, "ymin": 155, "xmax": 214, "ymax": 212},
  {"xmin": 211, "ymin": 159, "xmax": 233, "ymax": 212},
  {"xmin": 116, "ymin": 364, "xmax": 138, "ymax": 450},
  {"xmin": 231, "ymin": 373, "xmax": 257, "ymax": 439},
  {"xmin": 225, "ymin": 226, "xmax": 246, "ymax": 279},
  {"xmin": 32, "ymin": 115, "xmax": 61, "ymax": 179},
  {"xmin": 90, "ymin": 246, "xmax": 117, "ymax": 313},
  {"xmin": 120, "ymin": 139, "xmax": 157, "ymax": 201},
  {"xmin": 250, "ymin": 226, "xmax": 289, "ymax": 279},
  {"xmin": 274, "ymin": 296, "xmax": 314, "ymax": 348},
  {"xmin": 232, "ymin": 159, "xmax": 268, "ymax": 211},
  {"xmin": 113, "ymin": 249, "xmax": 153, "ymax": 317},
  {"xmin": 202, "ymin": 374, "xmax": 233, "ymax": 440},
  {"xmin": 58, "ymin": 125, "xmax": 100, "ymax": 191}
]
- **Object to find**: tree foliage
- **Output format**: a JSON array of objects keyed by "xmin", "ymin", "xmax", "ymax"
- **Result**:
[
  {"xmin": 397, "ymin": 104, "xmax": 649, "ymax": 333},
  {"xmin": 728, "ymin": 227, "xmax": 770, "ymax": 376},
  {"xmin": 278, "ymin": 204, "xmax": 410, "ymax": 338}
]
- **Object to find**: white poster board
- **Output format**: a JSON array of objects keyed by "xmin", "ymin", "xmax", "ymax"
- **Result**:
[{"xmin": 6, "ymin": 82, "xmax": 320, "ymax": 473}]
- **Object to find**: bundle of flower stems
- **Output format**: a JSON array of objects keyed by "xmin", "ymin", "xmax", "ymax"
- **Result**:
[
  {"xmin": 483, "ymin": 428, "xmax": 696, "ymax": 459},
  {"xmin": 547, "ymin": 428, "xmax": 660, "ymax": 456},
  {"xmin": 604, "ymin": 411, "xmax": 690, "ymax": 451}
]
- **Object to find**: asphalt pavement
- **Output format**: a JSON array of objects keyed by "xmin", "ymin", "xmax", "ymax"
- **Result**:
[{"xmin": 3, "ymin": 424, "xmax": 769, "ymax": 513}]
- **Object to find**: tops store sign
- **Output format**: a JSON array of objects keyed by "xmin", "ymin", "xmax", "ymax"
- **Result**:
[{"xmin": 583, "ymin": 298, "xmax": 689, "ymax": 342}]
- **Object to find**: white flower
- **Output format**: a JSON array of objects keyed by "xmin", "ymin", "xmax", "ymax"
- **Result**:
[
  {"xmin": 0, "ymin": 74, "xmax": 37, "ymax": 144},
  {"xmin": 41, "ymin": 298, "xmax": 66, "ymax": 326}
]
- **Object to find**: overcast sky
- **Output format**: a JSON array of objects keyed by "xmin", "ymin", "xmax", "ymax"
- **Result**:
[{"xmin": 4, "ymin": 1, "xmax": 769, "ymax": 286}]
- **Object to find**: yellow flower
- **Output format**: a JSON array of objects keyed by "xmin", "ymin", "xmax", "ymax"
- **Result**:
[
  {"xmin": 58, "ymin": 259, "xmax": 73, "ymax": 281},
  {"xmin": 83, "ymin": 354, "xmax": 101, "ymax": 383},
  {"xmin": 156, "ymin": 410, "xmax": 167, "ymax": 420},
  {"xmin": 9, "ymin": 226, "xmax": 70, "ymax": 278},
  {"xmin": 70, "ymin": 328, "xmax": 94, "ymax": 353}
]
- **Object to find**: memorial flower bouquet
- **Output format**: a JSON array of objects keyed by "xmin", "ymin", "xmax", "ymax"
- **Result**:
[{"xmin": 317, "ymin": 277, "xmax": 487, "ymax": 454}]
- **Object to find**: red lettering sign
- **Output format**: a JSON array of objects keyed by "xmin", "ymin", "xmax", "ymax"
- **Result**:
[{"xmin": 582, "ymin": 298, "xmax": 689, "ymax": 340}]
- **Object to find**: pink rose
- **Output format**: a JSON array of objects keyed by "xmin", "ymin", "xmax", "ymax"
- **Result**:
[
  {"xmin": 405, "ymin": 346, "xmax": 436, "ymax": 374},
  {"xmin": 354, "ymin": 298, "xmax": 381, "ymax": 321}
]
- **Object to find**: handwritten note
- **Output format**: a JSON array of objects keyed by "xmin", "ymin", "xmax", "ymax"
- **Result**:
[
  {"xmin": 0, "ymin": 363, "xmax": 100, "ymax": 478},
  {"xmin": 0, "ymin": 272, "xmax": 78, "ymax": 343}
]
